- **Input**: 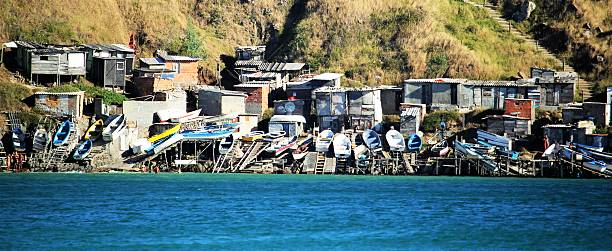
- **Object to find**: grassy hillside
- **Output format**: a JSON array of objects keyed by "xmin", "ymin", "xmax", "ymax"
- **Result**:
[
  {"xmin": 502, "ymin": 0, "xmax": 611, "ymax": 88},
  {"xmin": 1, "ymin": 0, "xmax": 557, "ymax": 86}
]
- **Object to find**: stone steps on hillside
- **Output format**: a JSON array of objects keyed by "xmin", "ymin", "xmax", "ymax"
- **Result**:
[{"xmin": 463, "ymin": 0, "xmax": 594, "ymax": 99}]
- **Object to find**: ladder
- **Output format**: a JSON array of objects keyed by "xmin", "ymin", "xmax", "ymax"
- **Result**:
[
  {"xmin": 7, "ymin": 112, "xmax": 22, "ymax": 130},
  {"xmin": 336, "ymin": 157, "xmax": 348, "ymax": 174},
  {"xmin": 44, "ymin": 121, "xmax": 78, "ymax": 171},
  {"xmin": 0, "ymin": 142, "xmax": 7, "ymax": 171},
  {"xmin": 315, "ymin": 152, "xmax": 325, "ymax": 174},
  {"xmin": 391, "ymin": 151, "xmax": 405, "ymax": 175}
]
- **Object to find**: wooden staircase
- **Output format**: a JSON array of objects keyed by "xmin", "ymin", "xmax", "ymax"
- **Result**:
[
  {"xmin": 0, "ymin": 142, "xmax": 7, "ymax": 172},
  {"xmin": 463, "ymin": 0, "xmax": 593, "ymax": 99},
  {"xmin": 234, "ymin": 141, "xmax": 269, "ymax": 172}
]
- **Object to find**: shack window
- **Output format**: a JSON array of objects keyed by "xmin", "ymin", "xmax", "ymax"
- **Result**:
[
  {"xmin": 172, "ymin": 63, "xmax": 180, "ymax": 73},
  {"xmin": 40, "ymin": 56, "xmax": 49, "ymax": 61},
  {"xmin": 117, "ymin": 62, "xmax": 125, "ymax": 71}
]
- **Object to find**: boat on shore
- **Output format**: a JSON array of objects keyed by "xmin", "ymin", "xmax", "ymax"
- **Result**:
[
  {"xmin": 73, "ymin": 140, "xmax": 93, "ymax": 160},
  {"xmin": 430, "ymin": 140, "xmax": 450, "ymax": 157},
  {"xmin": 266, "ymin": 136, "xmax": 297, "ymax": 156},
  {"xmin": 182, "ymin": 123, "xmax": 238, "ymax": 140},
  {"xmin": 574, "ymin": 144, "xmax": 612, "ymax": 162},
  {"xmin": 32, "ymin": 128, "xmax": 49, "ymax": 152},
  {"xmin": 406, "ymin": 133, "xmax": 423, "ymax": 153},
  {"xmin": 316, "ymin": 130, "xmax": 334, "ymax": 152},
  {"xmin": 292, "ymin": 135, "xmax": 313, "ymax": 160},
  {"xmin": 385, "ymin": 129, "xmax": 405, "ymax": 152},
  {"xmin": 573, "ymin": 143, "xmax": 604, "ymax": 152},
  {"xmin": 219, "ymin": 135, "xmax": 235, "ymax": 155},
  {"xmin": 362, "ymin": 129, "xmax": 382, "ymax": 153},
  {"xmin": 12, "ymin": 128, "xmax": 26, "ymax": 152},
  {"xmin": 148, "ymin": 124, "xmax": 181, "ymax": 143},
  {"xmin": 82, "ymin": 119, "xmax": 103, "ymax": 142},
  {"xmin": 169, "ymin": 109, "xmax": 202, "ymax": 123},
  {"xmin": 333, "ymin": 133, "xmax": 352, "ymax": 159},
  {"xmin": 454, "ymin": 140, "xmax": 498, "ymax": 172},
  {"xmin": 53, "ymin": 120, "xmax": 73, "ymax": 146},
  {"xmin": 102, "ymin": 115, "xmax": 125, "ymax": 142},
  {"xmin": 264, "ymin": 131, "xmax": 286, "ymax": 142}
]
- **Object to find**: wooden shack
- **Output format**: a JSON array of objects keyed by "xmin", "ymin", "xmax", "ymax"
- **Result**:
[
  {"xmin": 543, "ymin": 124, "xmax": 573, "ymax": 145},
  {"xmin": 531, "ymin": 67, "xmax": 576, "ymax": 107},
  {"xmin": 13, "ymin": 41, "xmax": 86, "ymax": 84},
  {"xmin": 347, "ymin": 88, "xmax": 383, "ymax": 130},
  {"xmin": 81, "ymin": 44, "xmax": 134, "ymax": 76},
  {"xmin": 258, "ymin": 62, "xmax": 305, "ymax": 83},
  {"xmin": 400, "ymin": 106, "xmax": 421, "ymax": 135},
  {"xmin": 34, "ymin": 91, "xmax": 85, "ymax": 119},
  {"xmin": 486, "ymin": 115, "xmax": 531, "ymax": 138},
  {"xmin": 315, "ymin": 87, "xmax": 347, "ymax": 132},
  {"xmin": 91, "ymin": 57, "xmax": 126, "ymax": 88},
  {"xmin": 274, "ymin": 99, "xmax": 309, "ymax": 118}
]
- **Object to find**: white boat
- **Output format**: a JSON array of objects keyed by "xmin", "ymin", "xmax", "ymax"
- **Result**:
[
  {"xmin": 385, "ymin": 129, "xmax": 405, "ymax": 152},
  {"xmin": 102, "ymin": 115, "xmax": 125, "ymax": 142},
  {"xmin": 362, "ymin": 129, "xmax": 382, "ymax": 153},
  {"xmin": 333, "ymin": 133, "xmax": 352, "ymax": 159},
  {"xmin": 131, "ymin": 138, "xmax": 153, "ymax": 155},
  {"xmin": 182, "ymin": 123, "xmax": 238, "ymax": 140},
  {"xmin": 219, "ymin": 135, "xmax": 235, "ymax": 155},
  {"xmin": 264, "ymin": 131, "xmax": 286, "ymax": 142},
  {"xmin": 169, "ymin": 109, "xmax": 202, "ymax": 123},
  {"xmin": 32, "ymin": 128, "xmax": 49, "ymax": 152},
  {"xmin": 316, "ymin": 130, "xmax": 334, "ymax": 152},
  {"xmin": 266, "ymin": 136, "xmax": 297, "ymax": 156}
]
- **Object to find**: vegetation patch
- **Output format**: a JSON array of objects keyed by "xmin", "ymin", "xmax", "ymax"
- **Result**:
[
  {"xmin": 47, "ymin": 81, "xmax": 127, "ymax": 105},
  {"xmin": 422, "ymin": 110, "xmax": 461, "ymax": 132}
]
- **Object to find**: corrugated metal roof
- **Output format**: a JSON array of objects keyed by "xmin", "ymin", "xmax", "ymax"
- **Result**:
[
  {"xmin": 160, "ymin": 55, "xmax": 199, "ymax": 62},
  {"xmin": 258, "ymin": 62, "xmax": 305, "ymax": 71},
  {"xmin": 197, "ymin": 87, "xmax": 247, "ymax": 97},
  {"xmin": 140, "ymin": 57, "xmax": 165, "ymax": 65},
  {"xmin": 35, "ymin": 91, "xmax": 85, "ymax": 96},
  {"xmin": 235, "ymin": 60, "xmax": 263, "ymax": 67},
  {"xmin": 404, "ymin": 78, "xmax": 467, "ymax": 84},
  {"xmin": 542, "ymin": 124, "xmax": 572, "ymax": 128},
  {"xmin": 245, "ymin": 72, "xmax": 278, "ymax": 79},
  {"xmin": 83, "ymin": 44, "xmax": 134, "ymax": 53},
  {"xmin": 234, "ymin": 83, "xmax": 270, "ymax": 88},
  {"xmin": 313, "ymin": 73, "xmax": 343, "ymax": 81}
]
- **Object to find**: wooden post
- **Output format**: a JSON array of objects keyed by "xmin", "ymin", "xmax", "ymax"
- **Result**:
[{"xmin": 435, "ymin": 159, "xmax": 439, "ymax": 176}]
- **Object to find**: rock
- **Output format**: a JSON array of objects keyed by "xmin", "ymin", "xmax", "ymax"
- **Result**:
[
  {"xmin": 512, "ymin": 1, "xmax": 536, "ymax": 22},
  {"xmin": 597, "ymin": 56, "xmax": 604, "ymax": 63},
  {"xmin": 583, "ymin": 30, "xmax": 592, "ymax": 38},
  {"xmin": 583, "ymin": 22, "xmax": 591, "ymax": 30}
]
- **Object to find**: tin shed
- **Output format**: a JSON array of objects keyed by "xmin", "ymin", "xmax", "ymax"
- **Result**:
[
  {"xmin": 91, "ymin": 57, "xmax": 126, "ymax": 88},
  {"xmin": 34, "ymin": 91, "xmax": 85, "ymax": 119}
]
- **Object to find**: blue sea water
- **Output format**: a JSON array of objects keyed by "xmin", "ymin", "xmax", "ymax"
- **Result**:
[{"xmin": 0, "ymin": 174, "xmax": 610, "ymax": 250}]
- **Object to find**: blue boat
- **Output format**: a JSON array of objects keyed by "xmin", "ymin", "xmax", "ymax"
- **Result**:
[
  {"xmin": 12, "ymin": 128, "xmax": 26, "ymax": 152},
  {"xmin": 182, "ymin": 123, "xmax": 238, "ymax": 140},
  {"xmin": 53, "ymin": 120, "xmax": 73, "ymax": 146},
  {"xmin": 362, "ymin": 129, "xmax": 382, "ymax": 153},
  {"xmin": 73, "ymin": 140, "xmax": 93, "ymax": 160},
  {"xmin": 406, "ymin": 134, "xmax": 422, "ymax": 152}
]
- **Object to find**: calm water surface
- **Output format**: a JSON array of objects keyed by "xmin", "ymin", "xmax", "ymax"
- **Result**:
[{"xmin": 0, "ymin": 174, "xmax": 610, "ymax": 250}]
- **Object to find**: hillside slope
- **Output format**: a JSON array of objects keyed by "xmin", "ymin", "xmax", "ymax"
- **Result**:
[
  {"xmin": 1, "ymin": 0, "xmax": 559, "ymax": 86},
  {"xmin": 501, "ymin": 0, "xmax": 611, "ymax": 90}
]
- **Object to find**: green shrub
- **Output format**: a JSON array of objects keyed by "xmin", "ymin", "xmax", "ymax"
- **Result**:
[
  {"xmin": 422, "ymin": 110, "xmax": 461, "ymax": 132},
  {"xmin": 47, "ymin": 81, "xmax": 127, "ymax": 105},
  {"xmin": 0, "ymin": 82, "xmax": 33, "ymax": 111}
]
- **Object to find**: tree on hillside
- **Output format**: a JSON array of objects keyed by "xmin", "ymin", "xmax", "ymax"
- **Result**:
[{"xmin": 180, "ymin": 22, "xmax": 207, "ymax": 59}]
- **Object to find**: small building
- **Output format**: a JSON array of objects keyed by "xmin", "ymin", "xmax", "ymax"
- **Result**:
[
  {"xmin": 562, "ymin": 106, "xmax": 584, "ymax": 124},
  {"xmin": 531, "ymin": 67, "xmax": 576, "ymax": 107},
  {"xmin": 403, "ymin": 78, "xmax": 466, "ymax": 110},
  {"xmin": 91, "ymin": 57, "xmax": 126, "ymax": 88},
  {"xmin": 543, "ymin": 124, "xmax": 573, "ymax": 145},
  {"xmin": 380, "ymin": 86, "xmax": 402, "ymax": 115},
  {"xmin": 234, "ymin": 83, "xmax": 271, "ymax": 115},
  {"xmin": 504, "ymin": 98, "xmax": 535, "ymax": 121},
  {"xmin": 155, "ymin": 50, "xmax": 200, "ymax": 88},
  {"xmin": 314, "ymin": 87, "xmax": 348, "ymax": 132},
  {"xmin": 122, "ymin": 90, "xmax": 187, "ymax": 129},
  {"xmin": 240, "ymin": 72, "xmax": 282, "ymax": 89},
  {"xmin": 34, "ymin": 91, "xmax": 85, "ymax": 119},
  {"xmin": 400, "ymin": 106, "xmax": 421, "ymax": 136},
  {"xmin": 486, "ymin": 115, "xmax": 532, "ymax": 138},
  {"xmin": 235, "ymin": 46, "xmax": 266, "ymax": 71},
  {"xmin": 197, "ymin": 88, "xmax": 247, "ymax": 116},
  {"xmin": 582, "ymin": 102, "xmax": 610, "ymax": 127},
  {"xmin": 81, "ymin": 44, "xmax": 135, "ymax": 75},
  {"xmin": 269, "ymin": 115, "xmax": 307, "ymax": 137},
  {"xmin": 347, "ymin": 88, "xmax": 383, "ymax": 130},
  {"xmin": 12, "ymin": 41, "xmax": 86, "ymax": 84}
]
